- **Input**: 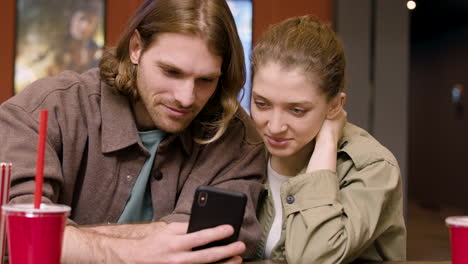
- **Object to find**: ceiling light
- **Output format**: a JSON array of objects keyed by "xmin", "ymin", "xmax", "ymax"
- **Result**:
[{"xmin": 407, "ymin": 0, "xmax": 416, "ymax": 10}]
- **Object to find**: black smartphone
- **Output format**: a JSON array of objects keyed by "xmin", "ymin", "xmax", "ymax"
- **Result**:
[{"xmin": 187, "ymin": 185, "xmax": 247, "ymax": 250}]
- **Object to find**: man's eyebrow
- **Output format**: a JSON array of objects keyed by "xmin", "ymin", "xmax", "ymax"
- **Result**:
[
  {"xmin": 157, "ymin": 61, "xmax": 183, "ymax": 71},
  {"xmin": 157, "ymin": 61, "xmax": 221, "ymax": 78}
]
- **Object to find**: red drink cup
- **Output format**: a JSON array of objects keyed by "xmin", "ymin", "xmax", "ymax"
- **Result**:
[
  {"xmin": 0, "ymin": 163, "xmax": 12, "ymax": 264},
  {"xmin": 446, "ymin": 216, "xmax": 468, "ymax": 264},
  {"xmin": 2, "ymin": 203, "xmax": 70, "ymax": 264}
]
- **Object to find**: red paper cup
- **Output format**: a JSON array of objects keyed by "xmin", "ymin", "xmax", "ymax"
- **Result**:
[
  {"xmin": 2, "ymin": 203, "xmax": 70, "ymax": 264},
  {"xmin": 0, "ymin": 163, "xmax": 12, "ymax": 264},
  {"xmin": 446, "ymin": 216, "xmax": 468, "ymax": 264}
]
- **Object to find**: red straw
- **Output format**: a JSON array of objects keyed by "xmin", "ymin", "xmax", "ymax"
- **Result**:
[{"xmin": 34, "ymin": 110, "xmax": 48, "ymax": 209}]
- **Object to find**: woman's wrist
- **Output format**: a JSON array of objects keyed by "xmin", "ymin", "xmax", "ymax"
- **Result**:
[{"xmin": 306, "ymin": 138, "xmax": 338, "ymax": 173}]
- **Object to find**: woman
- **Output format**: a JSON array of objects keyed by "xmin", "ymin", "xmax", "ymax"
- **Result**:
[{"xmin": 250, "ymin": 16, "xmax": 406, "ymax": 263}]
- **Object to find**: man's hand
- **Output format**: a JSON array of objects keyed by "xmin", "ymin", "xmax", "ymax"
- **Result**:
[
  {"xmin": 126, "ymin": 222, "xmax": 245, "ymax": 264},
  {"xmin": 62, "ymin": 222, "xmax": 245, "ymax": 264}
]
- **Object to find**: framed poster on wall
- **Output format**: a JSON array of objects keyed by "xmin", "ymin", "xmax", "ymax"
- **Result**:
[
  {"xmin": 227, "ymin": 0, "xmax": 253, "ymax": 113},
  {"xmin": 14, "ymin": 0, "xmax": 105, "ymax": 94}
]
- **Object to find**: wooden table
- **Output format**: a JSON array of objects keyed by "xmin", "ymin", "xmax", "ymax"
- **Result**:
[{"xmin": 245, "ymin": 261, "xmax": 451, "ymax": 264}]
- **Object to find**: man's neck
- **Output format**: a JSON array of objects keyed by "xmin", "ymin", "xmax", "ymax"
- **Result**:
[{"xmin": 132, "ymin": 100, "xmax": 156, "ymax": 131}]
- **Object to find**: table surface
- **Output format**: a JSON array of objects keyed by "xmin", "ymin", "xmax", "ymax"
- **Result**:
[{"xmin": 246, "ymin": 261, "xmax": 451, "ymax": 264}]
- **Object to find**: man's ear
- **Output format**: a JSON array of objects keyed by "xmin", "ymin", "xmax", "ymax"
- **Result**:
[
  {"xmin": 129, "ymin": 30, "xmax": 143, "ymax": 64},
  {"xmin": 326, "ymin": 92, "xmax": 346, "ymax": 119}
]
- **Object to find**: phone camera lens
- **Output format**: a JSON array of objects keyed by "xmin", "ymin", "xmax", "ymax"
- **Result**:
[{"xmin": 198, "ymin": 191, "xmax": 208, "ymax": 207}]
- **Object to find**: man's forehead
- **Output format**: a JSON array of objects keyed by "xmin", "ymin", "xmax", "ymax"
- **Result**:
[{"xmin": 145, "ymin": 33, "xmax": 223, "ymax": 75}]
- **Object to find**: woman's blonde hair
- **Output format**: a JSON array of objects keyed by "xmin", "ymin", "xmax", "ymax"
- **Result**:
[
  {"xmin": 252, "ymin": 15, "xmax": 346, "ymax": 101},
  {"xmin": 99, "ymin": 0, "xmax": 245, "ymax": 144}
]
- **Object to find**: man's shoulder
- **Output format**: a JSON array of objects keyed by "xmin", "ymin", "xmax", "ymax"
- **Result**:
[
  {"xmin": 227, "ymin": 107, "xmax": 263, "ymax": 146},
  {"xmin": 5, "ymin": 68, "xmax": 102, "ymax": 112}
]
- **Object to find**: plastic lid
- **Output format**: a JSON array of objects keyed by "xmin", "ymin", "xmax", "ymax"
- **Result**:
[
  {"xmin": 445, "ymin": 216, "xmax": 468, "ymax": 227},
  {"xmin": 2, "ymin": 203, "xmax": 71, "ymax": 214}
]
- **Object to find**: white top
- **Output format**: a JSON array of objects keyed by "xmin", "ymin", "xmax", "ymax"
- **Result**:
[{"xmin": 264, "ymin": 159, "xmax": 290, "ymax": 259}]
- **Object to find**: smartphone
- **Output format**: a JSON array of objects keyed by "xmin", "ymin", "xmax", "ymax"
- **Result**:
[{"xmin": 187, "ymin": 185, "xmax": 247, "ymax": 250}]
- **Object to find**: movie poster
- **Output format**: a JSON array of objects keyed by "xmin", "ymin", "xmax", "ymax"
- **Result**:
[{"xmin": 14, "ymin": 0, "xmax": 105, "ymax": 94}]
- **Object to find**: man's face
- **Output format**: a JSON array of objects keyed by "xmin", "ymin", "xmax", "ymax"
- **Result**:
[{"xmin": 130, "ymin": 32, "xmax": 222, "ymax": 133}]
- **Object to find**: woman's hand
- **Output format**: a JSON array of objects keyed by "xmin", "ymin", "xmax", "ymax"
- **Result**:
[
  {"xmin": 306, "ymin": 108, "xmax": 347, "ymax": 173},
  {"xmin": 316, "ymin": 108, "xmax": 347, "ymax": 146}
]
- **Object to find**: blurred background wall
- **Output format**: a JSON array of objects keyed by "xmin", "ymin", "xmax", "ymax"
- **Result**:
[
  {"xmin": 1, "ymin": 1, "xmax": 468, "ymax": 260},
  {"xmin": 3, "ymin": 0, "xmax": 468, "ymax": 208}
]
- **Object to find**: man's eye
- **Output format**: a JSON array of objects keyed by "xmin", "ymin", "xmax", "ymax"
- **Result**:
[
  {"xmin": 199, "ymin": 78, "xmax": 215, "ymax": 83},
  {"xmin": 163, "ymin": 69, "xmax": 181, "ymax": 77}
]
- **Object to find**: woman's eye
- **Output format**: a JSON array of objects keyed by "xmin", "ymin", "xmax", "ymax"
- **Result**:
[
  {"xmin": 254, "ymin": 101, "xmax": 268, "ymax": 108},
  {"xmin": 291, "ymin": 108, "xmax": 305, "ymax": 115}
]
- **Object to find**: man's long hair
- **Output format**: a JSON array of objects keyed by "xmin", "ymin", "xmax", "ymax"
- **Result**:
[{"xmin": 99, "ymin": 0, "xmax": 245, "ymax": 143}]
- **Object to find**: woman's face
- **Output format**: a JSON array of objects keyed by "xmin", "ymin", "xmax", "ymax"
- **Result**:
[{"xmin": 251, "ymin": 61, "xmax": 332, "ymax": 159}]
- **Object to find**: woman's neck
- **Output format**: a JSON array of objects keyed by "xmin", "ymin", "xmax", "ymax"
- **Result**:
[{"xmin": 270, "ymin": 140, "xmax": 315, "ymax": 176}]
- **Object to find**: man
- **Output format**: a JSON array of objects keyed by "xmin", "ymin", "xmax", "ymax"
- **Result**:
[{"xmin": 0, "ymin": 0, "xmax": 265, "ymax": 263}]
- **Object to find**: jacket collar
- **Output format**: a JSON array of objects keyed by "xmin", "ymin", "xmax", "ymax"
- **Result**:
[
  {"xmin": 338, "ymin": 122, "xmax": 352, "ymax": 151},
  {"xmin": 100, "ymin": 81, "xmax": 140, "ymax": 153},
  {"xmin": 158, "ymin": 128, "xmax": 194, "ymax": 155}
]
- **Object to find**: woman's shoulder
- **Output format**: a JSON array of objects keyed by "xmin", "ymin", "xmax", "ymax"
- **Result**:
[{"xmin": 338, "ymin": 122, "xmax": 399, "ymax": 170}]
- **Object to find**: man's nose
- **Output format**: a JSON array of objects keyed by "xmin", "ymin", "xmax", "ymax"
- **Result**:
[{"xmin": 174, "ymin": 79, "xmax": 195, "ymax": 108}]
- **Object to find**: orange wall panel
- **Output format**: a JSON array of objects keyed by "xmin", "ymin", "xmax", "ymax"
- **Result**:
[
  {"xmin": 0, "ymin": 0, "xmax": 16, "ymax": 103},
  {"xmin": 106, "ymin": 0, "xmax": 145, "ymax": 46},
  {"xmin": 253, "ymin": 0, "xmax": 332, "ymax": 43}
]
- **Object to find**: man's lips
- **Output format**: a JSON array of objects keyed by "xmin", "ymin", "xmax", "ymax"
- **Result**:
[{"xmin": 163, "ymin": 105, "xmax": 191, "ymax": 117}]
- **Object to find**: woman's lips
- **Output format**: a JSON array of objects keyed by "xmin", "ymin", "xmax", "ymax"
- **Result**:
[{"xmin": 265, "ymin": 135, "xmax": 290, "ymax": 147}]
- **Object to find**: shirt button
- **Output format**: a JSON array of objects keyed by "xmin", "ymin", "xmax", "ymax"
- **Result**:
[
  {"xmin": 153, "ymin": 170, "xmax": 163, "ymax": 181},
  {"xmin": 286, "ymin": 194, "xmax": 295, "ymax": 204},
  {"xmin": 126, "ymin": 175, "xmax": 132, "ymax": 181}
]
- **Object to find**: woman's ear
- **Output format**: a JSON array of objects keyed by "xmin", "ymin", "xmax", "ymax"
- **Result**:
[
  {"xmin": 129, "ymin": 30, "xmax": 143, "ymax": 64},
  {"xmin": 326, "ymin": 92, "xmax": 346, "ymax": 119}
]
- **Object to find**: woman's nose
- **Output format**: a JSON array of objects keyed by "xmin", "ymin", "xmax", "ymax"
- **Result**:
[{"xmin": 267, "ymin": 114, "xmax": 287, "ymax": 134}]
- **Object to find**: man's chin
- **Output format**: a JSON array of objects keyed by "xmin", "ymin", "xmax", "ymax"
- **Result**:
[{"xmin": 155, "ymin": 121, "xmax": 190, "ymax": 134}]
